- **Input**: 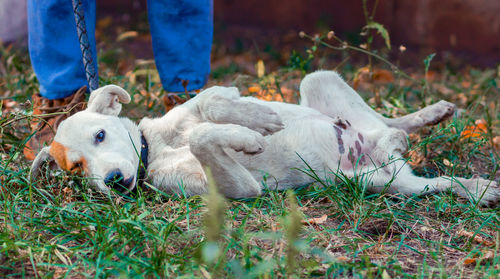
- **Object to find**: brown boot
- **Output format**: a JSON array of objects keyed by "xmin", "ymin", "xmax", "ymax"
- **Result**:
[
  {"xmin": 23, "ymin": 86, "xmax": 87, "ymax": 160},
  {"xmin": 162, "ymin": 90, "xmax": 200, "ymax": 112}
]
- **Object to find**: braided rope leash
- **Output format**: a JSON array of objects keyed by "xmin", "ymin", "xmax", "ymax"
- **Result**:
[{"xmin": 71, "ymin": 0, "xmax": 99, "ymax": 91}]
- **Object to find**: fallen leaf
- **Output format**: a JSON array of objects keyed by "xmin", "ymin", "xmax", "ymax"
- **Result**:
[
  {"xmin": 458, "ymin": 229, "xmax": 495, "ymax": 246},
  {"xmin": 482, "ymin": 250, "xmax": 494, "ymax": 261},
  {"xmin": 464, "ymin": 258, "xmax": 476, "ymax": 265},
  {"xmin": 372, "ymin": 69, "xmax": 395, "ymax": 83},
  {"xmin": 248, "ymin": 85, "xmax": 261, "ymax": 93},
  {"xmin": 301, "ymin": 214, "xmax": 328, "ymax": 225},
  {"xmin": 443, "ymin": 158, "xmax": 453, "ymax": 167},
  {"xmin": 353, "ymin": 67, "xmax": 394, "ymax": 89},
  {"xmin": 97, "ymin": 16, "xmax": 112, "ymax": 29},
  {"xmin": 433, "ymin": 84, "xmax": 454, "ymax": 95},
  {"xmin": 256, "ymin": 60, "xmax": 265, "ymax": 78},
  {"xmin": 117, "ymin": 31, "xmax": 138, "ymax": 42},
  {"xmin": 2, "ymin": 99, "xmax": 17, "ymax": 108},
  {"xmin": 493, "ymin": 136, "xmax": 500, "ymax": 149},
  {"xmin": 336, "ymin": 255, "xmax": 350, "ymax": 262},
  {"xmin": 353, "ymin": 67, "xmax": 369, "ymax": 89},
  {"xmin": 460, "ymin": 119, "xmax": 488, "ymax": 139},
  {"xmin": 464, "ymin": 250, "xmax": 495, "ymax": 266},
  {"xmin": 455, "ymin": 93, "xmax": 468, "ymax": 105},
  {"xmin": 62, "ymin": 187, "xmax": 73, "ymax": 204},
  {"xmin": 255, "ymin": 88, "xmax": 286, "ymax": 102},
  {"xmin": 280, "ymin": 87, "xmax": 294, "ymax": 101},
  {"xmin": 425, "ymin": 70, "xmax": 437, "ymax": 82},
  {"xmin": 407, "ymin": 150, "xmax": 424, "ymax": 167},
  {"xmin": 460, "ymin": 81, "xmax": 471, "ymax": 88}
]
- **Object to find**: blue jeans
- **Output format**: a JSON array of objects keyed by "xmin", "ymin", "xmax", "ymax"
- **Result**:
[{"xmin": 27, "ymin": 0, "xmax": 213, "ymax": 99}]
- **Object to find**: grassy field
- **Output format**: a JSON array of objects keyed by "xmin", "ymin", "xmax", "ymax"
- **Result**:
[{"xmin": 1, "ymin": 33, "xmax": 499, "ymax": 278}]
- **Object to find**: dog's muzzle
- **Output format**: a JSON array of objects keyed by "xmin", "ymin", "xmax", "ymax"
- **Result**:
[
  {"xmin": 104, "ymin": 170, "xmax": 134, "ymax": 193},
  {"xmin": 104, "ymin": 134, "xmax": 149, "ymax": 194}
]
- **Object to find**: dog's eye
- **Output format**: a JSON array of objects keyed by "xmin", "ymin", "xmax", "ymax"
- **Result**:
[{"xmin": 95, "ymin": 130, "xmax": 105, "ymax": 143}]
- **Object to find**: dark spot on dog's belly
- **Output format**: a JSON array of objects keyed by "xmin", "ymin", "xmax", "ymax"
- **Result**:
[
  {"xmin": 348, "ymin": 147, "xmax": 355, "ymax": 163},
  {"xmin": 358, "ymin": 133, "xmax": 364, "ymax": 143},
  {"xmin": 334, "ymin": 119, "xmax": 347, "ymax": 129},
  {"xmin": 354, "ymin": 140, "xmax": 367, "ymax": 164},
  {"xmin": 334, "ymin": 125, "xmax": 342, "ymax": 136},
  {"xmin": 355, "ymin": 140, "xmax": 362, "ymax": 155},
  {"xmin": 333, "ymin": 125, "xmax": 345, "ymax": 154},
  {"xmin": 345, "ymin": 120, "xmax": 351, "ymax": 126},
  {"xmin": 338, "ymin": 138, "xmax": 345, "ymax": 154}
]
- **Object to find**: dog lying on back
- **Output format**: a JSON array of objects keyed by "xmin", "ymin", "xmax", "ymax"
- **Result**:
[{"xmin": 30, "ymin": 71, "xmax": 499, "ymax": 205}]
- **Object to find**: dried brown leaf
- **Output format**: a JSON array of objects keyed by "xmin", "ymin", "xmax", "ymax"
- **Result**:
[
  {"xmin": 117, "ymin": 31, "xmax": 139, "ymax": 42},
  {"xmin": 302, "ymin": 214, "xmax": 328, "ymax": 225},
  {"xmin": 464, "ymin": 257, "xmax": 476, "ymax": 265},
  {"xmin": 460, "ymin": 81, "xmax": 471, "ymax": 89},
  {"xmin": 433, "ymin": 84, "xmax": 454, "ymax": 95},
  {"xmin": 256, "ymin": 60, "xmax": 265, "ymax": 78},
  {"xmin": 460, "ymin": 119, "xmax": 488, "ymax": 139},
  {"xmin": 407, "ymin": 150, "xmax": 425, "ymax": 167},
  {"xmin": 336, "ymin": 255, "xmax": 350, "ymax": 262},
  {"xmin": 97, "ymin": 16, "xmax": 112, "ymax": 29},
  {"xmin": 458, "ymin": 229, "xmax": 495, "ymax": 246}
]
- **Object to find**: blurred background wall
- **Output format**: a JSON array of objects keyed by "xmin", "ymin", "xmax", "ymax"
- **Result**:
[
  {"xmin": 2, "ymin": 0, "xmax": 499, "ymax": 65},
  {"xmin": 214, "ymin": 0, "xmax": 500, "ymax": 64},
  {"xmin": 0, "ymin": 0, "xmax": 27, "ymax": 42}
]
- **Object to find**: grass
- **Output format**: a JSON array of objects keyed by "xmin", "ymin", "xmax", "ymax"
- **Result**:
[{"xmin": 1, "ymin": 35, "xmax": 499, "ymax": 278}]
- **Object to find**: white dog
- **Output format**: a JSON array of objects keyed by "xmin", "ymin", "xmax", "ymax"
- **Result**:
[{"xmin": 30, "ymin": 71, "xmax": 499, "ymax": 205}]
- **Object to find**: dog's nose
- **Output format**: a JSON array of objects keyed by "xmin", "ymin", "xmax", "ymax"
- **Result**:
[{"xmin": 104, "ymin": 170, "xmax": 133, "ymax": 192}]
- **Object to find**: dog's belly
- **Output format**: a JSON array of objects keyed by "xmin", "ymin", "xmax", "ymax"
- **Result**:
[{"xmin": 228, "ymin": 115, "xmax": 377, "ymax": 190}]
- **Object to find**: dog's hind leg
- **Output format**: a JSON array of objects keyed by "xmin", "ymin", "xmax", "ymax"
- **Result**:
[
  {"xmin": 336, "ymin": 127, "xmax": 498, "ymax": 206},
  {"xmin": 300, "ymin": 71, "xmax": 388, "ymax": 131},
  {"xmin": 300, "ymin": 71, "xmax": 456, "ymax": 133},
  {"xmin": 189, "ymin": 123, "xmax": 264, "ymax": 198},
  {"xmin": 381, "ymin": 100, "xmax": 456, "ymax": 133},
  {"xmin": 361, "ymin": 130, "xmax": 497, "ymax": 205},
  {"xmin": 366, "ymin": 162, "xmax": 499, "ymax": 206}
]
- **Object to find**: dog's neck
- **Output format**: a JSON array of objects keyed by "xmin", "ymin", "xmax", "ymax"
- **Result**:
[
  {"xmin": 119, "ymin": 117, "xmax": 142, "ymax": 148},
  {"xmin": 119, "ymin": 117, "xmax": 150, "ymax": 184}
]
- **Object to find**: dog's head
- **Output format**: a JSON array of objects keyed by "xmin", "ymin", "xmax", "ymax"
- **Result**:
[{"xmin": 30, "ymin": 85, "xmax": 142, "ymax": 194}]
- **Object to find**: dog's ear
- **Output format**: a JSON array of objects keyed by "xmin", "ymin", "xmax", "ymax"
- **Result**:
[
  {"xmin": 86, "ymin": 85, "xmax": 131, "ymax": 116},
  {"xmin": 30, "ymin": 146, "xmax": 54, "ymax": 179}
]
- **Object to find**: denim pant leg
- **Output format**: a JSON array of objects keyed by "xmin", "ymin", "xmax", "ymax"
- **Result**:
[
  {"xmin": 148, "ymin": 0, "xmax": 213, "ymax": 92},
  {"xmin": 27, "ymin": 0, "xmax": 97, "ymax": 99}
]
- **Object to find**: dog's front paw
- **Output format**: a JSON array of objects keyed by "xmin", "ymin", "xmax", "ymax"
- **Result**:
[
  {"xmin": 252, "ymin": 109, "xmax": 284, "ymax": 136},
  {"xmin": 455, "ymin": 177, "xmax": 499, "ymax": 206},
  {"xmin": 229, "ymin": 127, "xmax": 267, "ymax": 155},
  {"xmin": 238, "ymin": 102, "xmax": 284, "ymax": 136}
]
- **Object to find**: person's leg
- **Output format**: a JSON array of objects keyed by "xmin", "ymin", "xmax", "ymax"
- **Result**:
[
  {"xmin": 27, "ymin": 0, "xmax": 97, "ymax": 99},
  {"xmin": 148, "ymin": 0, "xmax": 213, "ymax": 92},
  {"xmin": 24, "ymin": 0, "xmax": 96, "ymax": 160}
]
